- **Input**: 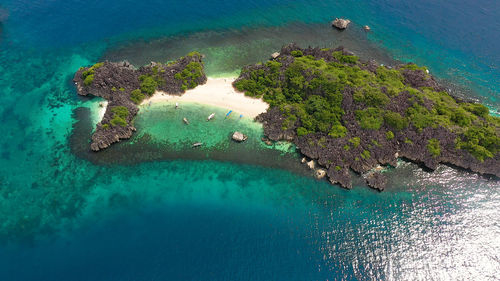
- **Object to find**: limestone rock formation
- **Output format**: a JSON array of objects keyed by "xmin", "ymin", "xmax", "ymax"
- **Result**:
[
  {"xmin": 332, "ymin": 18, "xmax": 351, "ymax": 30},
  {"xmin": 232, "ymin": 131, "xmax": 248, "ymax": 142}
]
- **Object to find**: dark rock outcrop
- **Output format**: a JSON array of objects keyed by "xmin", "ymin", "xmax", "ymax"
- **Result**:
[{"xmin": 365, "ymin": 172, "xmax": 387, "ymax": 191}]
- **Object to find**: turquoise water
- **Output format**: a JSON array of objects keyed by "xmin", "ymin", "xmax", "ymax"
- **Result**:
[{"xmin": 0, "ymin": 0, "xmax": 499, "ymax": 279}]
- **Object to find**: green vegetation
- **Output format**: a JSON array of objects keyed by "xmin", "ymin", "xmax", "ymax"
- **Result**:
[
  {"xmin": 349, "ymin": 137, "xmax": 360, "ymax": 148},
  {"xmin": 83, "ymin": 74, "xmax": 94, "ymax": 86},
  {"xmin": 81, "ymin": 62, "xmax": 104, "ymax": 87},
  {"xmin": 356, "ymin": 107, "xmax": 384, "ymax": 130},
  {"xmin": 130, "ymin": 89, "xmax": 145, "ymax": 104},
  {"xmin": 291, "ymin": 50, "xmax": 303, "ymax": 57},
  {"xmin": 139, "ymin": 75, "xmax": 159, "ymax": 96},
  {"xmin": 232, "ymin": 47, "xmax": 500, "ymax": 161},
  {"xmin": 361, "ymin": 150, "xmax": 371, "ymax": 159},
  {"xmin": 427, "ymin": 138, "xmax": 441, "ymax": 157},
  {"xmin": 384, "ymin": 111, "xmax": 408, "ymax": 130},
  {"xmin": 332, "ymin": 51, "xmax": 358, "ymax": 64},
  {"xmin": 102, "ymin": 124, "xmax": 110, "ymax": 130},
  {"xmin": 456, "ymin": 125, "xmax": 499, "ymax": 161},
  {"xmin": 110, "ymin": 106, "xmax": 129, "ymax": 127},
  {"xmin": 335, "ymin": 165, "xmax": 342, "ymax": 171},
  {"xmin": 111, "ymin": 87, "xmax": 117, "ymax": 92},
  {"xmin": 386, "ymin": 131, "xmax": 395, "ymax": 140},
  {"xmin": 174, "ymin": 52, "xmax": 204, "ymax": 91}
]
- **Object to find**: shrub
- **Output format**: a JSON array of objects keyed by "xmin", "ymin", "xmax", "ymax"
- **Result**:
[
  {"xmin": 356, "ymin": 107, "xmax": 384, "ymax": 130},
  {"xmin": 354, "ymin": 87, "xmax": 389, "ymax": 107},
  {"xmin": 110, "ymin": 116, "xmax": 127, "ymax": 127},
  {"xmin": 386, "ymin": 131, "xmax": 395, "ymax": 140},
  {"xmin": 329, "ymin": 125, "xmax": 347, "ymax": 138},
  {"xmin": 83, "ymin": 74, "xmax": 94, "ymax": 86},
  {"xmin": 361, "ymin": 150, "xmax": 371, "ymax": 159},
  {"xmin": 81, "ymin": 62, "xmax": 104, "ymax": 87},
  {"xmin": 130, "ymin": 89, "xmax": 145, "ymax": 104},
  {"xmin": 349, "ymin": 137, "xmax": 361, "ymax": 148},
  {"xmin": 462, "ymin": 103, "xmax": 489, "ymax": 118},
  {"xmin": 111, "ymin": 106, "xmax": 129, "ymax": 119},
  {"xmin": 102, "ymin": 124, "xmax": 110, "ymax": 130},
  {"xmin": 456, "ymin": 125, "xmax": 499, "ymax": 161},
  {"xmin": 139, "ymin": 75, "xmax": 158, "ymax": 96},
  {"xmin": 291, "ymin": 50, "xmax": 303, "ymax": 57},
  {"xmin": 427, "ymin": 138, "xmax": 441, "ymax": 157},
  {"xmin": 332, "ymin": 51, "xmax": 358, "ymax": 64},
  {"xmin": 174, "ymin": 61, "xmax": 204, "ymax": 90},
  {"xmin": 384, "ymin": 111, "xmax": 408, "ymax": 130},
  {"xmin": 296, "ymin": 127, "xmax": 309, "ymax": 136}
]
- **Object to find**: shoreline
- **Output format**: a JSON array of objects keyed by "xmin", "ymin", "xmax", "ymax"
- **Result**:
[{"xmin": 141, "ymin": 77, "xmax": 269, "ymax": 118}]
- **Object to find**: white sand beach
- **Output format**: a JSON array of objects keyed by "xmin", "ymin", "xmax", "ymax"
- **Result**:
[{"xmin": 141, "ymin": 78, "xmax": 269, "ymax": 118}]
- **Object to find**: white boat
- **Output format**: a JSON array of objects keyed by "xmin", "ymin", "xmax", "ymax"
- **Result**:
[
  {"xmin": 183, "ymin": 117, "xmax": 189, "ymax": 125},
  {"xmin": 175, "ymin": 102, "xmax": 179, "ymax": 109},
  {"xmin": 207, "ymin": 113, "xmax": 215, "ymax": 121},
  {"xmin": 192, "ymin": 142, "xmax": 202, "ymax": 148}
]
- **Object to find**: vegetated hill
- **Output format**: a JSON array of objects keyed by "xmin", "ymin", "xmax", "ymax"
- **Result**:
[{"xmin": 234, "ymin": 43, "xmax": 500, "ymax": 190}]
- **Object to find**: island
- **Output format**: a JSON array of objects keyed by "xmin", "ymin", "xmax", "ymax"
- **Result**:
[
  {"xmin": 73, "ymin": 52, "xmax": 206, "ymax": 151},
  {"xmin": 234, "ymin": 44, "xmax": 500, "ymax": 189},
  {"xmin": 73, "ymin": 44, "xmax": 500, "ymax": 190}
]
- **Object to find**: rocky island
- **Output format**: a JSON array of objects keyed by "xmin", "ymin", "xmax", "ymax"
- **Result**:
[
  {"xmin": 234, "ymin": 44, "xmax": 500, "ymax": 190},
  {"xmin": 74, "ymin": 52, "xmax": 206, "ymax": 151},
  {"xmin": 73, "ymin": 44, "xmax": 499, "ymax": 191}
]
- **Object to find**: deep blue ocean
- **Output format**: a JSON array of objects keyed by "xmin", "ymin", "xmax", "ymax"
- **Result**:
[{"xmin": 0, "ymin": 0, "xmax": 499, "ymax": 280}]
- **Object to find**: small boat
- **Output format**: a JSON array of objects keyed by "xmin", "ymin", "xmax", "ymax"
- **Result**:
[
  {"xmin": 183, "ymin": 117, "xmax": 189, "ymax": 125},
  {"xmin": 207, "ymin": 113, "xmax": 215, "ymax": 121},
  {"xmin": 225, "ymin": 110, "xmax": 232, "ymax": 118},
  {"xmin": 175, "ymin": 102, "xmax": 179, "ymax": 109},
  {"xmin": 192, "ymin": 142, "xmax": 202, "ymax": 148}
]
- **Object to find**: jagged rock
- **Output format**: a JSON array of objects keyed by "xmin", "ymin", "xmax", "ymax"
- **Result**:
[
  {"xmin": 261, "ymin": 137, "xmax": 273, "ymax": 146},
  {"xmin": 307, "ymin": 160, "xmax": 316, "ymax": 169},
  {"xmin": 365, "ymin": 172, "xmax": 387, "ymax": 191},
  {"xmin": 271, "ymin": 52, "xmax": 280, "ymax": 59},
  {"xmin": 364, "ymin": 25, "xmax": 371, "ymax": 31},
  {"xmin": 232, "ymin": 131, "xmax": 248, "ymax": 142},
  {"xmin": 332, "ymin": 18, "xmax": 351, "ymax": 30},
  {"xmin": 301, "ymin": 157, "xmax": 307, "ymax": 163},
  {"xmin": 315, "ymin": 169, "xmax": 326, "ymax": 179}
]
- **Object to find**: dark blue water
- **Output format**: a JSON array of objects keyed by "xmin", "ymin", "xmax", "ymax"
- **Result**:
[{"xmin": 0, "ymin": 0, "xmax": 499, "ymax": 280}]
